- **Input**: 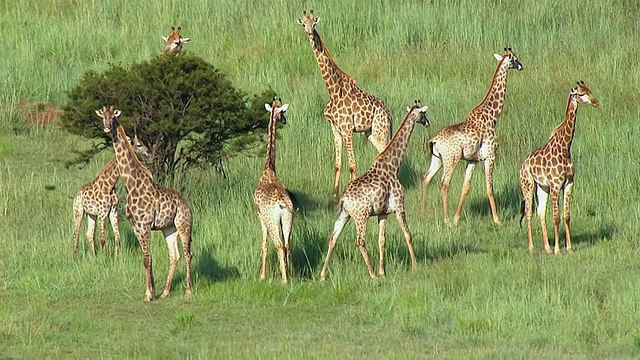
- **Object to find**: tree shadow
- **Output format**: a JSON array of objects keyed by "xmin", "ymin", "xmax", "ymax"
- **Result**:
[{"xmin": 194, "ymin": 244, "xmax": 240, "ymax": 282}]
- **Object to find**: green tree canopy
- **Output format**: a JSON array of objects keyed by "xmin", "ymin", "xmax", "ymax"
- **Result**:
[{"xmin": 62, "ymin": 54, "xmax": 277, "ymax": 183}]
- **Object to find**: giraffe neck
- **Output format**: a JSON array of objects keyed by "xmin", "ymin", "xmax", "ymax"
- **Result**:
[
  {"xmin": 263, "ymin": 110, "xmax": 278, "ymax": 172},
  {"xmin": 112, "ymin": 125, "xmax": 153, "ymax": 191},
  {"xmin": 470, "ymin": 58, "xmax": 511, "ymax": 124},
  {"xmin": 96, "ymin": 157, "xmax": 120, "ymax": 188},
  {"xmin": 549, "ymin": 93, "xmax": 580, "ymax": 152},
  {"xmin": 372, "ymin": 110, "xmax": 419, "ymax": 173},
  {"xmin": 307, "ymin": 29, "xmax": 352, "ymax": 100}
]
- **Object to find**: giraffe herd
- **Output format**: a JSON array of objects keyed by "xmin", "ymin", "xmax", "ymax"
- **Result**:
[{"xmin": 72, "ymin": 14, "xmax": 600, "ymax": 300}]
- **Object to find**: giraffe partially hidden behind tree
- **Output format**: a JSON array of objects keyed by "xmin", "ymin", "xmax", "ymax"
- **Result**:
[
  {"xmin": 421, "ymin": 48, "xmax": 523, "ymax": 226},
  {"xmin": 520, "ymin": 82, "xmax": 599, "ymax": 255},
  {"xmin": 298, "ymin": 10, "xmax": 392, "ymax": 200},
  {"xmin": 72, "ymin": 134, "xmax": 150, "ymax": 256},
  {"xmin": 162, "ymin": 26, "xmax": 191, "ymax": 56},
  {"xmin": 96, "ymin": 106, "xmax": 193, "ymax": 301},
  {"xmin": 320, "ymin": 101, "xmax": 429, "ymax": 281},
  {"xmin": 253, "ymin": 98, "xmax": 294, "ymax": 283}
]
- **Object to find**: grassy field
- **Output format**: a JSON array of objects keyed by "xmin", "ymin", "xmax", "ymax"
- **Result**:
[{"xmin": 2, "ymin": 0, "xmax": 640, "ymax": 358}]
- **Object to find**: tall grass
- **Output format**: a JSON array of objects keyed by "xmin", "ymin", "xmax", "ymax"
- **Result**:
[{"xmin": 1, "ymin": 0, "xmax": 640, "ymax": 358}]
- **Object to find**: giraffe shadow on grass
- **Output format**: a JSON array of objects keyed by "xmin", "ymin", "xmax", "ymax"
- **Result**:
[
  {"xmin": 289, "ymin": 223, "xmax": 325, "ymax": 280},
  {"xmin": 466, "ymin": 183, "xmax": 523, "ymax": 222},
  {"xmin": 195, "ymin": 245, "xmax": 240, "ymax": 282}
]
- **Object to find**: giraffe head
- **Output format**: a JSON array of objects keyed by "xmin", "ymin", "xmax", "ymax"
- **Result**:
[
  {"xmin": 264, "ymin": 97, "xmax": 289, "ymax": 124},
  {"xmin": 297, "ymin": 10, "xmax": 319, "ymax": 36},
  {"xmin": 95, "ymin": 106, "xmax": 122, "ymax": 141},
  {"xmin": 126, "ymin": 134, "xmax": 152, "ymax": 158},
  {"xmin": 572, "ymin": 81, "xmax": 599, "ymax": 107},
  {"xmin": 493, "ymin": 47, "xmax": 523, "ymax": 71},
  {"xmin": 406, "ymin": 100, "xmax": 430, "ymax": 127},
  {"xmin": 162, "ymin": 26, "xmax": 191, "ymax": 55}
]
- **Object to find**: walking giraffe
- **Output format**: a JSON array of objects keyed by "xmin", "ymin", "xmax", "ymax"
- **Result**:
[
  {"xmin": 421, "ymin": 48, "xmax": 523, "ymax": 226},
  {"xmin": 320, "ymin": 101, "xmax": 429, "ymax": 280},
  {"xmin": 298, "ymin": 10, "xmax": 392, "ymax": 200},
  {"xmin": 253, "ymin": 98, "xmax": 294, "ymax": 283},
  {"xmin": 96, "ymin": 106, "xmax": 193, "ymax": 301},
  {"xmin": 520, "ymin": 82, "xmax": 599, "ymax": 255},
  {"xmin": 72, "ymin": 135, "xmax": 150, "ymax": 256},
  {"xmin": 162, "ymin": 26, "xmax": 191, "ymax": 56}
]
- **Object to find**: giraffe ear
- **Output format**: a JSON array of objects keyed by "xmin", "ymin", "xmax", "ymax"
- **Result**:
[
  {"xmin": 406, "ymin": 106, "xmax": 411, "ymax": 112},
  {"xmin": 114, "ymin": 110, "xmax": 121, "ymax": 117},
  {"xmin": 181, "ymin": 37, "xmax": 191, "ymax": 43},
  {"xmin": 493, "ymin": 53, "xmax": 503, "ymax": 61},
  {"xmin": 265, "ymin": 103, "xmax": 272, "ymax": 112},
  {"xmin": 279, "ymin": 104, "xmax": 289, "ymax": 112},
  {"xmin": 419, "ymin": 106, "xmax": 429, "ymax": 112},
  {"xmin": 162, "ymin": 36, "xmax": 169, "ymax": 42},
  {"xmin": 95, "ymin": 109, "xmax": 103, "ymax": 117},
  {"xmin": 297, "ymin": 18, "xmax": 304, "ymax": 25}
]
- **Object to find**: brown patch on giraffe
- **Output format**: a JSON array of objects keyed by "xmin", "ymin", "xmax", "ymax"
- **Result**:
[{"xmin": 19, "ymin": 100, "xmax": 64, "ymax": 128}]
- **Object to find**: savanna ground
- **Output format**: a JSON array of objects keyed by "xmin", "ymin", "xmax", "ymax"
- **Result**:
[{"xmin": 2, "ymin": 0, "xmax": 640, "ymax": 358}]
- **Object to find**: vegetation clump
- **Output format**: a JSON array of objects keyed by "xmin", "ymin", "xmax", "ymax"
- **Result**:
[{"xmin": 62, "ymin": 54, "xmax": 277, "ymax": 183}]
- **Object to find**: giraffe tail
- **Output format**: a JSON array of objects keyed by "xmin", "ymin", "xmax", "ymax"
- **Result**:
[{"xmin": 519, "ymin": 200, "xmax": 525, "ymax": 228}]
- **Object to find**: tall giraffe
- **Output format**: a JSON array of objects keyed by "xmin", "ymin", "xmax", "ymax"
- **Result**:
[
  {"xmin": 421, "ymin": 48, "xmax": 523, "ymax": 226},
  {"xmin": 298, "ymin": 10, "xmax": 392, "ymax": 200},
  {"xmin": 162, "ymin": 26, "xmax": 191, "ymax": 56},
  {"xmin": 520, "ymin": 82, "xmax": 599, "ymax": 255},
  {"xmin": 72, "ymin": 135, "xmax": 150, "ymax": 256},
  {"xmin": 96, "ymin": 106, "xmax": 193, "ymax": 301},
  {"xmin": 320, "ymin": 101, "xmax": 429, "ymax": 280},
  {"xmin": 253, "ymin": 98, "xmax": 294, "ymax": 283}
]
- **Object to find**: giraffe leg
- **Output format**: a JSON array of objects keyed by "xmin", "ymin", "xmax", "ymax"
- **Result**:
[
  {"xmin": 97, "ymin": 216, "xmax": 107, "ymax": 252},
  {"xmin": 331, "ymin": 125, "xmax": 344, "ymax": 201},
  {"xmin": 108, "ymin": 207, "xmax": 120, "ymax": 256},
  {"xmin": 368, "ymin": 116, "xmax": 389, "ymax": 153},
  {"xmin": 377, "ymin": 215, "xmax": 387, "ymax": 277},
  {"xmin": 258, "ymin": 213, "xmax": 270, "ymax": 281},
  {"xmin": 72, "ymin": 196, "xmax": 84, "ymax": 254},
  {"xmin": 535, "ymin": 187, "xmax": 552, "ymax": 254},
  {"xmin": 161, "ymin": 226, "xmax": 180, "ymax": 299},
  {"xmin": 439, "ymin": 157, "xmax": 460, "ymax": 226},
  {"xmin": 320, "ymin": 210, "xmax": 350, "ymax": 281},
  {"xmin": 133, "ymin": 225, "xmax": 155, "ymax": 301},
  {"xmin": 484, "ymin": 157, "xmax": 501, "ymax": 225},
  {"xmin": 562, "ymin": 180, "xmax": 574, "ymax": 253},
  {"xmin": 550, "ymin": 188, "xmax": 561, "ymax": 256},
  {"xmin": 282, "ymin": 209, "xmax": 294, "ymax": 281},
  {"xmin": 354, "ymin": 216, "xmax": 376, "ymax": 279},
  {"xmin": 266, "ymin": 211, "xmax": 289, "ymax": 284},
  {"xmin": 420, "ymin": 154, "xmax": 442, "ymax": 216},
  {"xmin": 177, "ymin": 219, "xmax": 193, "ymax": 296},
  {"xmin": 395, "ymin": 210, "xmax": 417, "ymax": 270},
  {"xmin": 343, "ymin": 129, "xmax": 357, "ymax": 182},
  {"xmin": 520, "ymin": 172, "xmax": 535, "ymax": 252},
  {"xmin": 453, "ymin": 162, "xmax": 476, "ymax": 225},
  {"xmin": 86, "ymin": 214, "xmax": 97, "ymax": 256}
]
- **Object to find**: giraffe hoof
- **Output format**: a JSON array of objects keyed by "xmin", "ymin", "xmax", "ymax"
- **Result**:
[
  {"xmin": 161, "ymin": 291, "xmax": 171, "ymax": 299},
  {"xmin": 185, "ymin": 289, "xmax": 192, "ymax": 296}
]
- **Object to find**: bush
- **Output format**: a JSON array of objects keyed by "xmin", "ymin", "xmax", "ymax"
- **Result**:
[{"xmin": 62, "ymin": 54, "xmax": 277, "ymax": 184}]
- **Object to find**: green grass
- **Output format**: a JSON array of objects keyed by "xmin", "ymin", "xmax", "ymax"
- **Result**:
[{"xmin": 2, "ymin": 0, "xmax": 640, "ymax": 358}]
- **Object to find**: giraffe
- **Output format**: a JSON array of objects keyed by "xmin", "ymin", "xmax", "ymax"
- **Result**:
[
  {"xmin": 297, "ymin": 10, "xmax": 393, "ymax": 200},
  {"xmin": 520, "ymin": 81, "xmax": 599, "ymax": 255},
  {"xmin": 421, "ymin": 48, "xmax": 523, "ymax": 226},
  {"xmin": 253, "ymin": 98, "xmax": 294, "ymax": 283},
  {"xmin": 96, "ymin": 106, "xmax": 193, "ymax": 301},
  {"xmin": 162, "ymin": 26, "xmax": 191, "ymax": 56},
  {"xmin": 320, "ymin": 101, "xmax": 429, "ymax": 280},
  {"xmin": 72, "ymin": 134, "xmax": 150, "ymax": 256}
]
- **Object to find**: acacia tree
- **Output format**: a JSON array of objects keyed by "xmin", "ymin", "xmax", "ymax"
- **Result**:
[{"xmin": 62, "ymin": 54, "xmax": 277, "ymax": 184}]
